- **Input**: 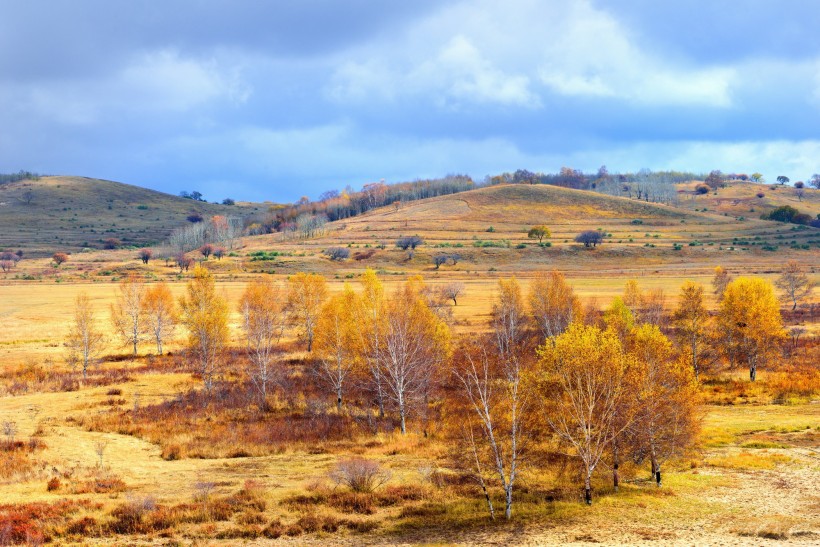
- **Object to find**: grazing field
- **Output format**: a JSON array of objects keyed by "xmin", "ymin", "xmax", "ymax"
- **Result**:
[{"xmin": 0, "ymin": 179, "xmax": 818, "ymax": 545}]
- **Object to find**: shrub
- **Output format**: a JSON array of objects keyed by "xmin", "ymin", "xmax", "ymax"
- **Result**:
[
  {"xmin": 138, "ymin": 248, "xmax": 153, "ymax": 264},
  {"xmin": 695, "ymin": 184, "xmax": 710, "ymax": 195},
  {"xmin": 756, "ymin": 192, "xmax": 765, "ymax": 198},
  {"xmin": 187, "ymin": 213, "xmax": 204, "ymax": 223},
  {"xmin": 103, "ymin": 238, "xmax": 121, "ymax": 250},
  {"xmin": 52, "ymin": 253, "xmax": 69, "ymax": 266},
  {"xmin": 353, "ymin": 249, "xmax": 375, "ymax": 261},
  {"xmin": 324, "ymin": 247, "xmax": 350, "ymax": 261},
  {"xmin": 46, "ymin": 477, "xmax": 61, "ymax": 492},
  {"xmin": 329, "ymin": 458, "xmax": 391, "ymax": 493}
]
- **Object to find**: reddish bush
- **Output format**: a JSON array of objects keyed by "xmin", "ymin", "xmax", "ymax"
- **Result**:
[
  {"xmin": 103, "ymin": 238, "xmax": 121, "ymax": 250},
  {"xmin": 46, "ymin": 477, "xmax": 61, "ymax": 492},
  {"xmin": 52, "ymin": 253, "xmax": 69, "ymax": 266}
]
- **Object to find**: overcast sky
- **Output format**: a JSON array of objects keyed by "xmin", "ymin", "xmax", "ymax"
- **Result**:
[{"xmin": 2, "ymin": 0, "xmax": 819, "ymax": 202}]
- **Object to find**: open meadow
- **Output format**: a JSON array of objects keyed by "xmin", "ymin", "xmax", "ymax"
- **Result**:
[{"xmin": 0, "ymin": 179, "xmax": 818, "ymax": 545}]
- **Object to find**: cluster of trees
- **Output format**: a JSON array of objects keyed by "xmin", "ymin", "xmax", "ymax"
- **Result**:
[
  {"xmin": 255, "ymin": 175, "xmax": 474, "ymax": 234},
  {"xmin": 0, "ymin": 170, "xmax": 40, "ymax": 184},
  {"xmin": 0, "ymin": 250, "xmax": 23, "ymax": 273},
  {"xmin": 762, "ymin": 205, "xmax": 820, "ymax": 228},
  {"xmin": 65, "ymin": 263, "xmax": 810, "ymax": 517}
]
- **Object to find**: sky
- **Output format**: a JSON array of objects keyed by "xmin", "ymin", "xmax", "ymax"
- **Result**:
[{"xmin": 2, "ymin": 0, "xmax": 820, "ymax": 203}]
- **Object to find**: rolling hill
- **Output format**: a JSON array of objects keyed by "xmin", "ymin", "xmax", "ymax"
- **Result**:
[{"xmin": 0, "ymin": 176, "xmax": 268, "ymax": 255}]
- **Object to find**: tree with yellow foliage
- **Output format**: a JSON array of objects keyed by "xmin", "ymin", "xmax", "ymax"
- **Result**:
[
  {"xmin": 239, "ymin": 278, "xmax": 286, "ymax": 407},
  {"xmin": 671, "ymin": 281, "xmax": 711, "ymax": 379},
  {"xmin": 314, "ymin": 285, "xmax": 361, "ymax": 411},
  {"xmin": 629, "ymin": 324, "xmax": 700, "ymax": 487},
  {"xmin": 529, "ymin": 270, "xmax": 582, "ymax": 341},
  {"xmin": 287, "ymin": 272, "xmax": 328, "ymax": 352},
  {"xmin": 356, "ymin": 269, "xmax": 387, "ymax": 417},
  {"xmin": 537, "ymin": 323, "xmax": 631, "ymax": 505},
  {"xmin": 143, "ymin": 283, "xmax": 177, "ymax": 355},
  {"xmin": 711, "ymin": 266, "xmax": 731, "ymax": 300},
  {"xmin": 381, "ymin": 276, "xmax": 450, "ymax": 434},
  {"xmin": 110, "ymin": 275, "xmax": 147, "ymax": 356},
  {"xmin": 179, "ymin": 266, "xmax": 229, "ymax": 393},
  {"xmin": 603, "ymin": 297, "xmax": 635, "ymax": 345},
  {"xmin": 717, "ymin": 277, "xmax": 785, "ymax": 381}
]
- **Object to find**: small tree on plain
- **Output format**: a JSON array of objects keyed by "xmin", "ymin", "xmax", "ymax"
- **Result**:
[
  {"xmin": 53, "ymin": 253, "xmax": 69, "ymax": 267},
  {"xmin": 199, "ymin": 244, "xmax": 214, "ymax": 259},
  {"xmin": 396, "ymin": 236, "xmax": 423, "ymax": 250},
  {"xmin": 143, "ymin": 283, "xmax": 176, "ymax": 354},
  {"xmin": 239, "ymin": 278, "xmax": 287, "ymax": 407},
  {"xmin": 111, "ymin": 275, "xmax": 148, "ymax": 356},
  {"xmin": 775, "ymin": 261, "xmax": 814, "ymax": 311},
  {"xmin": 138, "ymin": 249, "xmax": 153, "ymax": 264},
  {"xmin": 440, "ymin": 282, "xmax": 465, "ymax": 305},
  {"xmin": 67, "ymin": 293, "xmax": 105, "ymax": 379},
  {"xmin": 527, "ymin": 225, "xmax": 551, "ymax": 244},
  {"xmin": 324, "ymin": 247, "xmax": 350, "ymax": 261},
  {"xmin": 575, "ymin": 230, "xmax": 603, "ymax": 248}
]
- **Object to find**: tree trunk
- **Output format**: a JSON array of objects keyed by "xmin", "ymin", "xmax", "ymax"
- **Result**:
[
  {"xmin": 336, "ymin": 386, "xmax": 343, "ymax": 412},
  {"xmin": 133, "ymin": 340, "xmax": 138, "ymax": 356},
  {"xmin": 399, "ymin": 403, "xmax": 406, "ymax": 435},
  {"xmin": 612, "ymin": 442, "xmax": 620, "ymax": 492},
  {"xmin": 584, "ymin": 473, "xmax": 592, "ymax": 505},
  {"xmin": 651, "ymin": 456, "xmax": 661, "ymax": 487},
  {"xmin": 750, "ymin": 362, "xmax": 757, "ymax": 382},
  {"xmin": 505, "ymin": 486, "xmax": 513, "ymax": 520}
]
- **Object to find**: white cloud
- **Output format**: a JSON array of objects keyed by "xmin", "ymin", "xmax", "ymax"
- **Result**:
[
  {"xmin": 7, "ymin": 49, "xmax": 250, "ymax": 125},
  {"xmin": 328, "ymin": 0, "xmax": 735, "ymax": 109}
]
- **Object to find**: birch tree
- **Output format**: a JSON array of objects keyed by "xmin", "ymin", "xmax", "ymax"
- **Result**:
[
  {"xmin": 239, "ymin": 278, "xmax": 286, "ymax": 407},
  {"xmin": 287, "ymin": 272, "xmax": 328, "ymax": 352},
  {"xmin": 143, "ymin": 283, "xmax": 177, "ymax": 355},
  {"xmin": 110, "ymin": 275, "xmax": 147, "ymax": 356},
  {"xmin": 314, "ymin": 286, "xmax": 360, "ymax": 411},
  {"xmin": 67, "ymin": 293, "xmax": 105, "ymax": 379},
  {"xmin": 528, "ymin": 270, "xmax": 582, "ymax": 341}
]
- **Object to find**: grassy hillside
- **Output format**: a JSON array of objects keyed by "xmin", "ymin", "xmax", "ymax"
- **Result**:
[
  {"xmin": 0, "ymin": 176, "xmax": 267, "ymax": 255},
  {"xmin": 232, "ymin": 183, "xmax": 820, "ymax": 278},
  {"xmin": 676, "ymin": 180, "xmax": 820, "ymax": 219}
]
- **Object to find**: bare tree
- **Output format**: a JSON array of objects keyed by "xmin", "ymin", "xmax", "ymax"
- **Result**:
[
  {"xmin": 440, "ymin": 282, "xmax": 465, "ymax": 306},
  {"xmin": 67, "ymin": 293, "xmax": 105, "ymax": 379},
  {"xmin": 775, "ymin": 261, "xmax": 814, "ymax": 311},
  {"xmin": 143, "ymin": 283, "xmax": 177, "ymax": 354},
  {"xmin": 111, "ymin": 275, "xmax": 147, "ymax": 356}
]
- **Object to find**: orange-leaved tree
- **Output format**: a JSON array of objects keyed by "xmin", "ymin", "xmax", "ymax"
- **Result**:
[
  {"xmin": 286, "ymin": 272, "xmax": 328, "ymax": 352},
  {"xmin": 239, "ymin": 277, "xmax": 287, "ymax": 407},
  {"xmin": 179, "ymin": 266, "xmax": 229, "ymax": 393},
  {"xmin": 142, "ymin": 282, "xmax": 176, "ymax": 355},
  {"xmin": 355, "ymin": 269, "xmax": 387, "ymax": 417},
  {"xmin": 717, "ymin": 277, "xmax": 785, "ymax": 381}
]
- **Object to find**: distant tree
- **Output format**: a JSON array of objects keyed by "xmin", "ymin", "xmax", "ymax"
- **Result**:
[
  {"xmin": 440, "ymin": 281, "xmax": 465, "ymax": 305},
  {"xmin": 287, "ymin": 272, "xmax": 328, "ymax": 352},
  {"xmin": 694, "ymin": 184, "xmax": 710, "ymax": 195},
  {"xmin": 433, "ymin": 253, "xmax": 450, "ymax": 269},
  {"xmin": 575, "ymin": 230, "xmax": 603, "ymax": 248},
  {"xmin": 751, "ymin": 173, "xmax": 764, "ymax": 182},
  {"xmin": 138, "ymin": 248, "xmax": 153, "ymax": 264},
  {"xmin": 529, "ymin": 270, "xmax": 582, "ymax": 340},
  {"xmin": 20, "ymin": 189, "xmax": 34, "ymax": 205},
  {"xmin": 175, "ymin": 252, "xmax": 193, "ymax": 273},
  {"xmin": 199, "ymin": 244, "xmax": 214, "ymax": 259},
  {"xmin": 221, "ymin": 198, "xmax": 235, "ymax": 205},
  {"xmin": 810, "ymin": 174, "xmax": 820, "ymax": 189},
  {"xmin": 775, "ymin": 261, "xmax": 814, "ymax": 311},
  {"xmin": 52, "ymin": 253, "xmax": 69, "ymax": 267},
  {"xmin": 142, "ymin": 283, "xmax": 176, "ymax": 355},
  {"xmin": 704, "ymin": 170, "xmax": 724, "ymax": 189},
  {"xmin": 756, "ymin": 192, "xmax": 765, "ymax": 198},
  {"xmin": 711, "ymin": 266, "xmax": 731, "ymax": 300},
  {"xmin": 764, "ymin": 205, "xmax": 800, "ymax": 223},
  {"xmin": 103, "ymin": 238, "xmax": 121, "ymax": 250},
  {"xmin": 396, "ymin": 236, "xmax": 423, "ymax": 250},
  {"xmin": 66, "ymin": 293, "xmax": 105, "ymax": 379},
  {"xmin": 187, "ymin": 213, "xmax": 204, "ymax": 223},
  {"xmin": 776, "ymin": 175, "xmax": 789, "ymax": 185},
  {"xmin": 179, "ymin": 266, "xmax": 229, "ymax": 393},
  {"xmin": 324, "ymin": 247, "xmax": 350, "ymax": 261},
  {"xmin": 0, "ymin": 253, "xmax": 15, "ymax": 273},
  {"xmin": 527, "ymin": 225, "xmax": 551, "ymax": 244},
  {"xmin": 213, "ymin": 247, "xmax": 226, "ymax": 260},
  {"xmin": 180, "ymin": 191, "xmax": 205, "ymax": 202},
  {"xmin": 795, "ymin": 184, "xmax": 805, "ymax": 201},
  {"xmin": 110, "ymin": 275, "xmax": 147, "ymax": 356}
]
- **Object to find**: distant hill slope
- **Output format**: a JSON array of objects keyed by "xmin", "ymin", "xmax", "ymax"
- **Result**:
[
  {"xmin": 0, "ymin": 176, "xmax": 266, "ymax": 255},
  {"xmin": 675, "ymin": 180, "xmax": 820, "ymax": 219}
]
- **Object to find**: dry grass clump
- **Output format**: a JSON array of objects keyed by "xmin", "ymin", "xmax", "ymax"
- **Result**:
[
  {"xmin": 0, "ymin": 500, "xmax": 101, "ymax": 545},
  {"xmin": 0, "ymin": 437, "xmax": 47, "ymax": 481},
  {"xmin": 0, "ymin": 359, "xmax": 134, "ymax": 396}
]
